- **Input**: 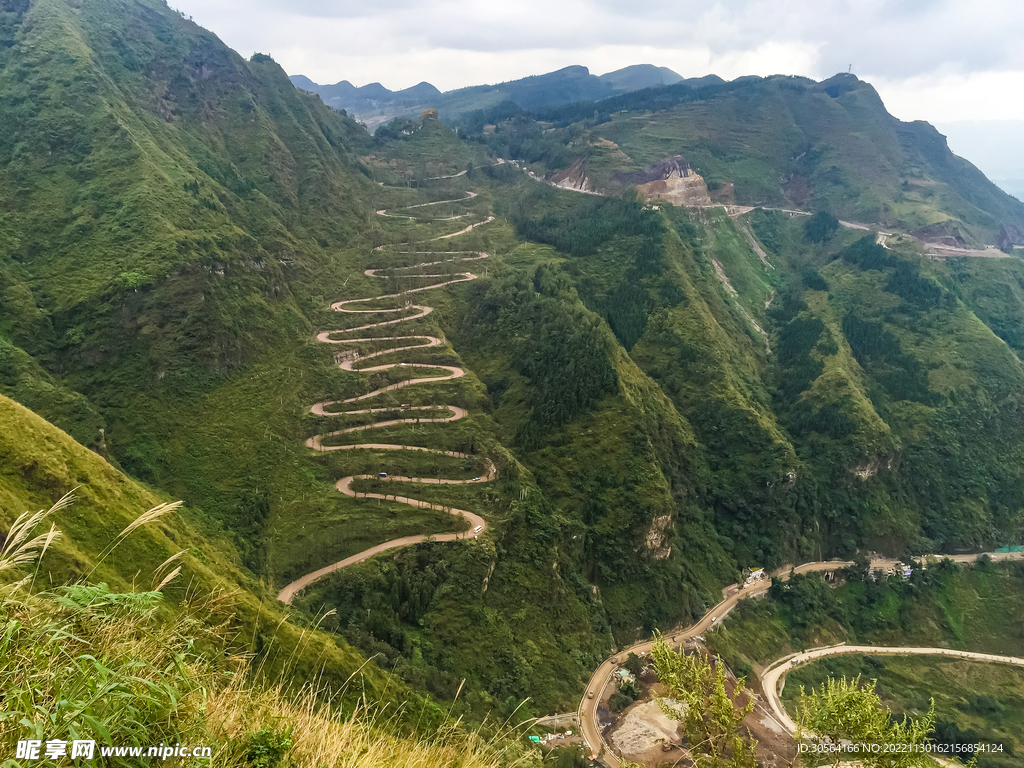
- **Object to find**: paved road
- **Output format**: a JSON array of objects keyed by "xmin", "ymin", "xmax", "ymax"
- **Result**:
[
  {"xmin": 760, "ymin": 644, "xmax": 1024, "ymax": 768},
  {"xmin": 518, "ymin": 161, "xmax": 1005, "ymax": 259},
  {"xmin": 577, "ymin": 552, "xmax": 1024, "ymax": 765},
  {"xmin": 761, "ymin": 644, "xmax": 1024, "ymax": 735},
  {"xmin": 276, "ymin": 200, "xmax": 495, "ymax": 604}
]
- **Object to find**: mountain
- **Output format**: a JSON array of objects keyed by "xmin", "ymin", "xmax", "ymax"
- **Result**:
[
  {"xmin": 291, "ymin": 63, "xmax": 703, "ymax": 130},
  {"xmin": 7, "ymin": 0, "xmax": 1024, "ymax": 754},
  {"xmin": 598, "ymin": 63, "xmax": 685, "ymax": 90},
  {"xmin": 0, "ymin": 0, "xmax": 647, "ymax": 724},
  {"xmin": 471, "ymin": 73, "xmax": 1024, "ymax": 247}
]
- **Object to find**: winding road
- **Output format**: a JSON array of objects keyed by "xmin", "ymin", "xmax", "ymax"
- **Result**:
[
  {"xmin": 761, "ymin": 645, "xmax": 1024, "ymax": 737},
  {"xmin": 577, "ymin": 551, "xmax": 1024, "ymax": 766},
  {"xmin": 277, "ymin": 184, "xmax": 495, "ymax": 605}
]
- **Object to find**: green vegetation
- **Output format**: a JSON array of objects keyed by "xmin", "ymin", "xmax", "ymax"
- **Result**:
[
  {"xmin": 785, "ymin": 656, "xmax": 1023, "ymax": 768},
  {"xmin": 805, "ymin": 211, "xmax": 840, "ymax": 243},
  {"xmin": 0, "ymin": 553, "xmax": 536, "ymax": 768},
  {"xmin": 795, "ymin": 675, "xmax": 938, "ymax": 768},
  {"xmin": 647, "ymin": 634, "xmax": 758, "ymax": 768},
  {"xmin": 6, "ymin": 0, "xmax": 1024, "ymax": 749},
  {"xmin": 707, "ymin": 560, "xmax": 1024, "ymax": 672},
  {"xmin": 467, "ymin": 74, "xmax": 1024, "ymax": 246}
]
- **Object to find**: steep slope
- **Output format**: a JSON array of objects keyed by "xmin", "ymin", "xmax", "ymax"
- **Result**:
[
  {"xmin": 471, "ymin": 74, "xmax": 1024, "ymax": 247},
  {"xmin": 0, "ymin": 0, "xmax": 385, "ymax": 530},
  {"xmin": 0, "ymin": 0, "xmax": 371, "ymax": 396},
  {"xmin": 487, "ymin": 172, "xmax": 1024, "ymax": 564},
  {"xmin": 0, "ymin": 392, "xmax": 417, "ymax": 708}
]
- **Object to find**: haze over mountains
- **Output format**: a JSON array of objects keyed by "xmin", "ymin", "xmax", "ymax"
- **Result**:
[
  {"xmin": 291, "ymin": 63, "xmax": 702, "ymax": 129},
  {"xmin": 937, "ymin": 120, "xmax": 1024, "ymax": 202}
]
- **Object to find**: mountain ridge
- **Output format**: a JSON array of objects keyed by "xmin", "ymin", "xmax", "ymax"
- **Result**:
[{"xmin": 290, "ymin": 62, "xmax": 690, "ymax": 129}]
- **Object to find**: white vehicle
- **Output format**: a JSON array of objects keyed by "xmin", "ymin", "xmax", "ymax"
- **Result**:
[{"xmin": 473, "ymin": 525, "xmax": 483, "ymax": 533}]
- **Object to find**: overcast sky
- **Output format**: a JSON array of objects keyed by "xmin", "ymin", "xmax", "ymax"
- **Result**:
[{"xmin": 170, "ymin": 0, "xmax": 1024, "ymax": 124}]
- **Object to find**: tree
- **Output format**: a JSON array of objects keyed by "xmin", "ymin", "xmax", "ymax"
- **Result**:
[
  {"xmin": 648, "ymin": 634, "xmax": 758, "ymax": 768},
  {"xmin": 623, "ymin": 651, "xmax": 644, "ymax": 677},
  {"xmin": 795, "ymin": 676, "xmax": 966, "ymax": 768},
  {"xmin": 805, "ymin": 211, "xmax": 840, "ymax": 243}
]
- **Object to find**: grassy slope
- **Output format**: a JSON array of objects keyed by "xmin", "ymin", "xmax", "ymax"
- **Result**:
[
  {"xmin": 5, "ymin": 0, "xmax": 1024, "ymax": 732},
  {"xmin": 0, "ymin": 393, "xmax": 417, "ymax": 710},
  {"xmin": 0, "ymin": 564, "xmax": 537, "ymax": 767},
  {"xmin": 783, "ymin": 655, "xmax": 1023, "ymax": 768},
  {"xmin": 480, "ymin": 74, "xmax": 1024, "ymax": 245}
]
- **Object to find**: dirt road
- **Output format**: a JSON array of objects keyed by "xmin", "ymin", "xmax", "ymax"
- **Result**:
[
  {"xmin": 578, "ymin": 552, "xmax": 1024, "ymax": 765},
  {"xmin": 276, "ymin": 199, "xmax": 495, "ymax": 604}
]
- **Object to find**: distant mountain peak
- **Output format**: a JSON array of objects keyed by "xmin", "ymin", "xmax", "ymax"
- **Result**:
[{"xmin": 599, "ymin": 64, "xmax": 684, "ymax": 90}]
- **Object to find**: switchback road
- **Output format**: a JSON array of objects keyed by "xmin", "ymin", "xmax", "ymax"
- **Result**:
[{"xmin": 277, "ymin": 192, "xmax": 495, "ymax": 604}]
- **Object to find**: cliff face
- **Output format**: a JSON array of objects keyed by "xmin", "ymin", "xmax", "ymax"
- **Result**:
[
  {"xmin": 629, "ymin": 156, "xmax": 712, "ymax": 206},
  {"xmin": 550, "ymin": 158, "xmax": 593, "ymax": 191}
]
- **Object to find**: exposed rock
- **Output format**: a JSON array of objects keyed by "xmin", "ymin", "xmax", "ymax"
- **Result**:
[
  {"xmin": 621, "ymin": 155, "xmax": 712, "ymax": 206},
  {"xmin": 998, "ymin": 223, "xmax": 1024, "ymax": 253},
  {"xmin": 711, "ymin": 259, "xmax": 737, "ymax": 297},
  {"xmin": 550, "ymin": 159, "xmax": 592, "ymax": 192},
  {"xmin": 908, "ymin": 220, "xmax": 970, "ymax": 248},
  {"xmin": 644, "ymin": 514, "xmax": 673, "ymax": 560},
  {"xmin": 851, "ymin": 455, "xmax": 895, "ymax": 480},
  {"xmin": 611, "ymin": 699, "xmax": 685, "ymax": 757}
]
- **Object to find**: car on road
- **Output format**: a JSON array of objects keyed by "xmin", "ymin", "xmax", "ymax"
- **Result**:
[
  {"xmin": 473, "ymin": 525, "xmax": 483, "ymax": 533},
  {"xmin": 473, "ymin": 476, "xmax": 480, "ymax": 481},
  {"xmin": 587, "ymin": 691, "xmax": 594, "ymax": 699},
  {"xmin": 378, "ymin": 472, "xmax": 388, "ymax": 478}
]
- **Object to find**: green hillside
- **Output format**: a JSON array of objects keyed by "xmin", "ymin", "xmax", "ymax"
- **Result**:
[
  {"xmin": 0, "ymin": 392, "xmax": 420, "ymax": 712},
  {"xmin": 466, "ymin": 74, "xmax": 1024, "ymax": 247},
  {"xmin": 5, "ymin": 0, "xmax": 1024, "ymax": 748},
  {"xmin": 0, "ymin": 394, "xmax": 534, "ymax": 764}
]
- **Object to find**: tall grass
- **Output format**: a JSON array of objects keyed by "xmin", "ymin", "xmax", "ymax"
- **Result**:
[{"xmin": 0, "ymin": 499, "xmax": 537, "ymax": 767}]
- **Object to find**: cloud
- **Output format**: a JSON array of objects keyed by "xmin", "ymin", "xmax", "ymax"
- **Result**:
[
  {"xmin": 873, "ymin": 71, "xmax": 1024, "ymax": 123},
  {"xmin": 170, "ymin": 0, "xmax": 1024, "ymax": 121}
]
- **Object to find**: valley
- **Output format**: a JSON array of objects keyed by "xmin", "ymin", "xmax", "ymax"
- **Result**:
[{"xmin": 3, "ymin": 1, "xmax": 1024, "ymax": 765}]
